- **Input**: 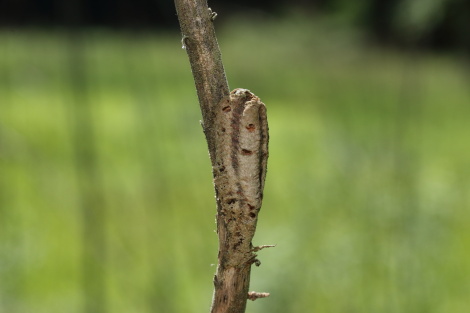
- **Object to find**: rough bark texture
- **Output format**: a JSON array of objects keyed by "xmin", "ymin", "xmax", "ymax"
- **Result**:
[
  {"xmin": 174, "ymin": 2, "xmax": 270, "ymax": 313},
  {"xmin": 174, "ymin": 0, "xmax": 229, "ymax": 161},
  {"xmin": 211, "ymin": 89, "xmax": 269, "ymax": 313}
]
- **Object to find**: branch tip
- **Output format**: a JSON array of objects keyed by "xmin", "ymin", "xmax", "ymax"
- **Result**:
[
  {"xmin": 252, "ymin": 244, "xmax": 276, "ymax": 252},
  {"xmin": 247, "ymin": 291, "xmax": 270, "ymax": 301}
]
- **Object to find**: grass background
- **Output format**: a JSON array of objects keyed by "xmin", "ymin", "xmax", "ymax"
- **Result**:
[{"xmin": 1, "ymin": 14, "xmax": 470, "ymax": 313}]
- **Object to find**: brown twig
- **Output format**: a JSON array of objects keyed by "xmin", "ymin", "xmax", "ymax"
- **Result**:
[
  {"xmin": 174, "ymin": 0, "xmax": 229, "ymax": 162},
  {"xmin": 247, "ymin": 291, "xmax": 270, "ymax": 301},
  {"xmin": 174, "ymin": 2, "xmax": 271, "ymax": 312}
]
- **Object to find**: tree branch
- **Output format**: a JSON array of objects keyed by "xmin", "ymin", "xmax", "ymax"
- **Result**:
[
  {"xmin": 174, "ymin": 0, "xmax": 229, "ymax": 162},
  {"xmin": 174, "ymin": 2, "xmax": 270, "ymax": 313}
]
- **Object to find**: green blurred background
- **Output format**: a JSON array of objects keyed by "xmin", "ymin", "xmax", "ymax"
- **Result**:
[{"xmin": 1, "ymin": 3, "xmax": 470, "ymax": 313}]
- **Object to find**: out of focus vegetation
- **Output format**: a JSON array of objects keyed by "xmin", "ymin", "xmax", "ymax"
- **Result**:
[
  {"xmin": 1, "ymin": 0, "xmax": 470, "ymax": 52},
  {"xmin": 1, "ymin": 13, "xmax": 470, "ymax": 313}
]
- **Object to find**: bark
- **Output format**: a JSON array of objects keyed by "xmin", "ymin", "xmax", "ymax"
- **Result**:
[
  {"xmin": 174, "ymin": 0, "xmax": 229, "ymax": 161},
  {"xmin": 174, "ymin": 2, "xmax": 271, "ymax": 313}
]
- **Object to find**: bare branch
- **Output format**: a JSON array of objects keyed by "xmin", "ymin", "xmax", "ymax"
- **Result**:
[
  {"xmin": 174, "ymin": 2, "xmax": 270, "ymax": 313},
  {"xmin": 174, "ymin": 0, "xmax": 229, "ymax": 162}
]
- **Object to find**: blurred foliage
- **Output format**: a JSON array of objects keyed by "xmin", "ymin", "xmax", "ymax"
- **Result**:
[
  {"xmin": 318, "ymin": 0, "xmax": 470, "ymax": 51},
  {"xmin": 1, "ymin": 14, "xmax": 470, "ymax": 313}
]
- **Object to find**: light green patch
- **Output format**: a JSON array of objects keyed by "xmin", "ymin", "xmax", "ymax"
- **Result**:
[{"xmin": 1, "ymin": 15, "xmax": 469, "ymax": 313}]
